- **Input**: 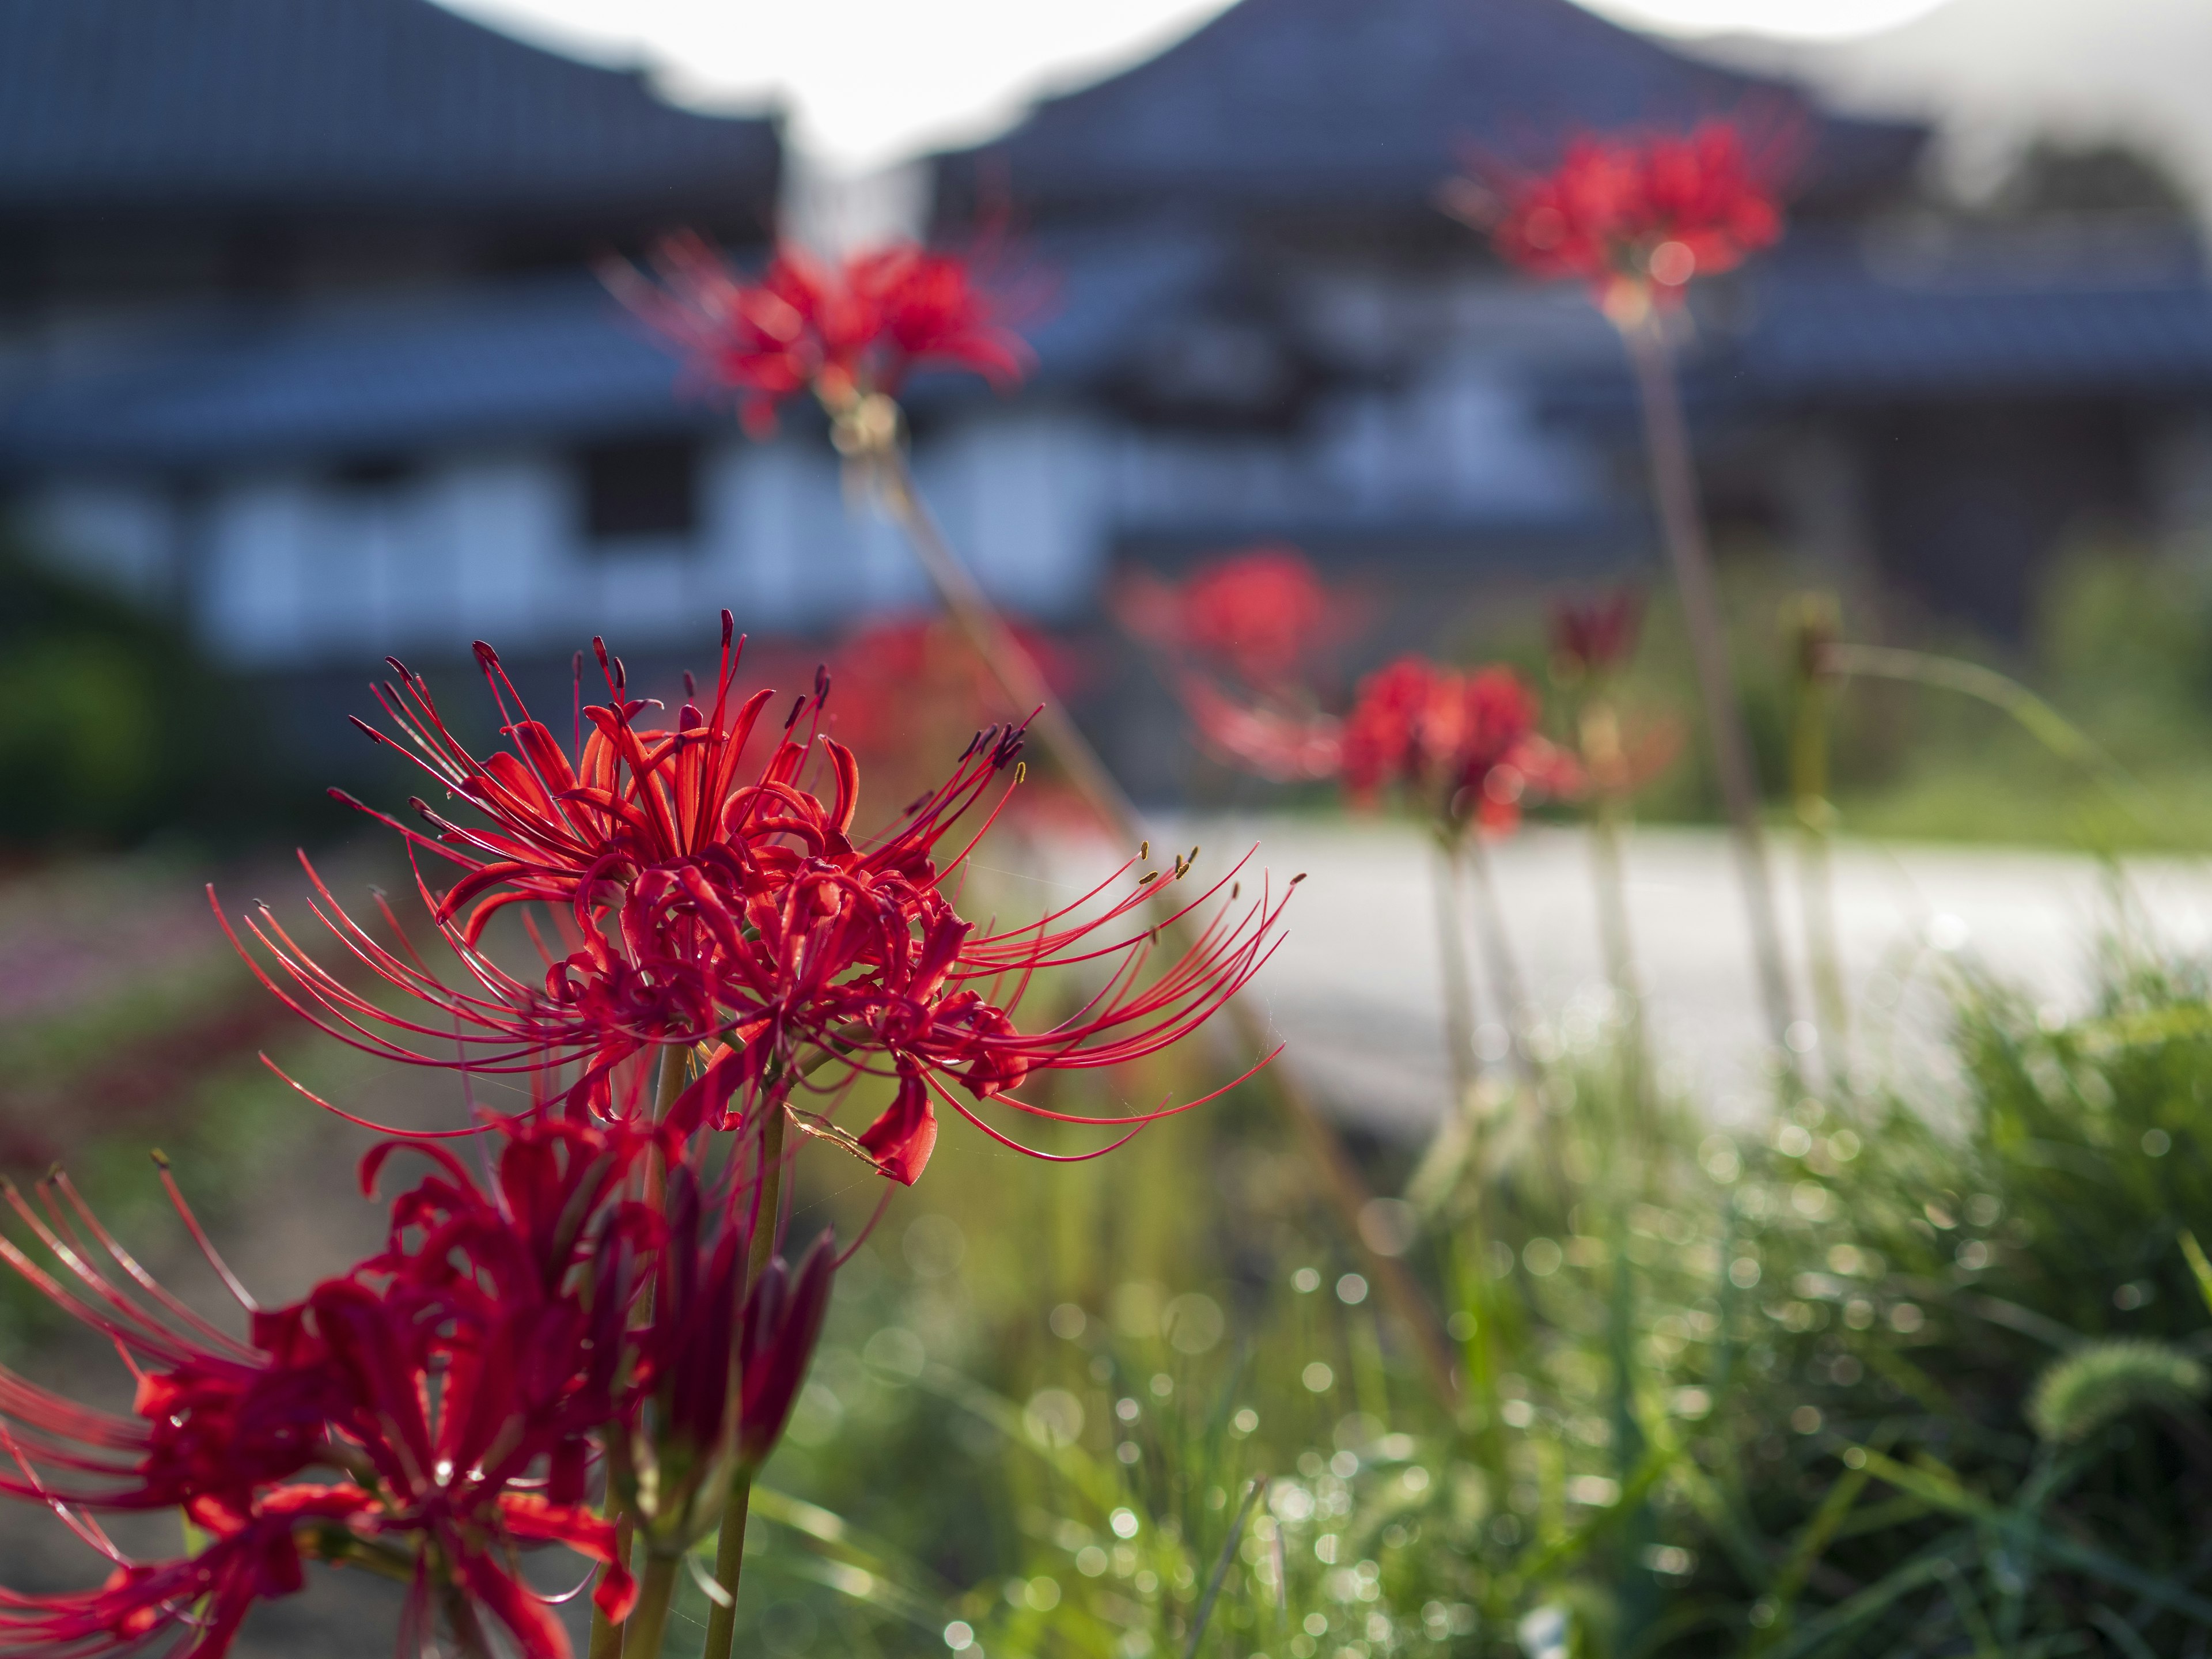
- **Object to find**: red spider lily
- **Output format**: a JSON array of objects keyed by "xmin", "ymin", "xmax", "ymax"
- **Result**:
[
  {"xmin": 0, "ymin": 1148, "xmax": 638, "ymax": 1659},
  {"xmin": 223, "ymin": 619, "xmax": 1292, "ymax": 1179},
  {"xmin": 614, "ymin": 1160, "xmax": 832, "ymax": 1551},
  {"xmin": 1550, "ymin": 588, "xmax": 1646, "ymax": 681},
  {"xmin": 1454, "ymin": 119, "xmax": 1787, "ymax": 318},
  {"xmin": 0, "ymin": 1483, "xmax": 378, "ymax": 1659},
  {"xmin": 1117, "ymin": 547, "xmax": 1341, "ymax": 695},
  {"xmin": 608, "ymin": 233, "xmax": 1032, "ymax": 434},
  {"xmin": 1339, "ymin": 658, "xmax": 1581, "ymax": 833}
]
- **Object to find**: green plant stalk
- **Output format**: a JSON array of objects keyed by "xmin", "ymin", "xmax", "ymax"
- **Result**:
[
  {"xmin": 1789, "ymin": 661, "xmax": 1849, "ymax": 1060},
  {"xmin": 1184, "ymin": 1478, "xmax": 1266, "ymax": 1659},
  {"xmin": 2182, "ymin": 1230, "xmax": 2212, "ymax": 1317},
  {"xmin": 1584, "ymin": 787, "xmax": 1654, "ymax": 1137},
  {"xmin": 865, "ymin": 431, "xmax": 1461, "ymax": 1411},
  {"xmin": 1622, "ymin": 319, "xmax": 1798, "ymax": 1059},
  {"xmin": 700, "ymin": 1100, "xmax": 787, "ymax": 1659},
  {"xmin": 1607, "ymin": 1216, "xmax": 1657, "ymax": 1641},
  {"xmin": 1452, "ymin": 1233, "xmax": 1508, "ymax": 1480},
  {"xmin": 620, "ymin": 1555, "xmax": 680, "ymax": 1659},
  {"xmin": 590, "ymin": 1046, "xmax": 694, "ymax": 1659},
  {"xmin": 1819, "ymin": 642, "xmax": 2160, "ymax": 833},
  {"xmin": 1457, "ymin": 828, "xmax": 1540, "ymax": 1090},
  {"xmin": 1432, "ymin": 836, "xmax": 1483, "ymax": 1123}
]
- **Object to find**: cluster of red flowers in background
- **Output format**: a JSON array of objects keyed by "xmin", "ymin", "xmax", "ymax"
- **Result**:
[
  {"xmin": 1116, "ymin": 547, "xmax": 1351, "ymax": 784},
  {"xmin": 611, "ymin": 234, "xmax": 1034, "ymax": 434},
  {"xmin": 1122, "ymin": 547, "xmax": 1604, "ymax": 834},
  {"xmin": 1339, "ymin": 658, "xmax": 1581, "ymax": 833},
  {"xmin": 1456, "ymin": 118, "xmax": 1788, "ymax": 316},
  {"xmin": 0, "ymin": 613, "xmax": 1284, "ymax": 1656}
]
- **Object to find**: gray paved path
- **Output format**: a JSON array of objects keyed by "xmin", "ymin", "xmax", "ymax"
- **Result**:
[{"xmin": 1051, "ymin": 821, "xmax": 2212, "ymax": 1140}]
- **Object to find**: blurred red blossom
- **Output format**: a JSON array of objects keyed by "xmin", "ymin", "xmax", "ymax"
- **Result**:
[
  {"xmin": 1550, "ymin": 586, "xmax": 1646, "ymax": 681},
  {"xmin": 609, "ymin": 234, "xmax": 1033, "ymax": 434},
  {"xmin": 1449, "ymin": 119, "xmax": 1789, "ymax": 320},
  {"xmin": 1340, "ymin": 657, "xmax": 1581, "ymax": 833},
  {"xmin": 1118, "ymin": 547, "xmax": 1343, "ymax": 695},
  {"xmin": 1116, "ymin": 547, "xmax": 1356, "ymax": 783}
]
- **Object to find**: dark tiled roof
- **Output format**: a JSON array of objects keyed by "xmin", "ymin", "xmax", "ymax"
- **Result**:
[
  {"xmin": 0, "ymin": 0, "xmax": 781, "ymax": 217},
  {"xmin": 935, "ymin": 0, "xmax": 1923, "ymax": 224},
  {"xmin": 1727, "ymin": 270, "xmax": 2212, "ymax": 397},
  {"xmin": 0, "ymin": 236, "xmax": 1227, "ymax": 468},
  {"xmin": 0, "ymin": 279, "xmax": 702, "ymax": 468}
]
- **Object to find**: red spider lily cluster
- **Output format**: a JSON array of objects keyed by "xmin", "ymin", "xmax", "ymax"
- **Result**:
[
  {"xmin": 1115, "ymin": 548, "xmax": 1350, "ymax": 783},
  {"xmin": 0, "ymin": 613, "xmax": 1285, "ymax": 1656},
  {"xmin": 1339, "ymin": 659, "xmax": 1582, "ymax": 834},
  {"xmin": 609, "ymin": 234, "xmax": 1033, "ymax": 435},
  {"xmin": 1453, "ymin": 119, "xmax": 1787, "ymax": 320},
  {"xmin": 1118, "ymin": 548, "xmax": 1595, "ymax": 832}
]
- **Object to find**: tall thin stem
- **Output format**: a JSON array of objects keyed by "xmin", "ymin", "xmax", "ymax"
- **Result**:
[
  {"xmin": 590, "ymin": 1047, "xmax": 694, "ymax": 1659},
  {"xmin": 620, "ymin": 1556, "xmax": 680, "ymax": 1659},
  {"xmin": 1622, "ymin": 320, "xmax": 1797, "ymax": 1059},
  {"xmin": 1789, "ymin": 644, "xmax": 1849, "ymax": 1059},
  {"xmin": 702, "ymin": 1479, "xmax": 755, "ymax": 1659},
  {"xmin": 1457, "ymin": 831, "xmax": 1539, "ymax": 1090},
  {"xmin": 700, "ymin": 1099, "xmax": 789, "ymax": 1659},
  {"xmin": 1586, "ymin": 800, "xmax": 1654, "ymax": 1131},
  {"xmin": 1432, "ymin": 837, "xmax": 1483, "ymax": 1119},
  {"xmin": 868, "ymin": 442, "xmax": 1461, "ymax": 1410}
]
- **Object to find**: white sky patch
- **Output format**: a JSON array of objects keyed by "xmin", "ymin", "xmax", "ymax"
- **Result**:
[
  {"xmin": 1573, "ymin": 0, "xmax": 1952, "ymax": 41},
  {"xmin": 437, "ymin": 0, "xmax": 1240, "ymax": 169},
  {"xmin": 435, "ymin": 0, "xmax": 1955, "ymax": 171}
]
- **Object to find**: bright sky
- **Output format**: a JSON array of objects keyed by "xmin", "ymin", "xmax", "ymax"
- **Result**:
[{"xmin": 440, "ymin": 0, "xmax": 1955, "ymax": 169}]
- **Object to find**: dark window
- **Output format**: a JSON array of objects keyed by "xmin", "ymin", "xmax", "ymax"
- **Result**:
[
  {"xmin": 329, "ymin": 455, "xmax": 417, "ymax": 491},
  {"xmin": 580, "ymin": 438, "xmax": 699, "ymax": 542}
]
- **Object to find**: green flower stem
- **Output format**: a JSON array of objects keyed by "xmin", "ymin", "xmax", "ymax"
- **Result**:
[
  {"xmin": 1623, "ymin": 317, "xmax": 1798, "ymax": 1060},
  {"xmin": 620, "ymin": 1555, "xmax": 680, "ymax": 1659},
  {"xmin": 700, "ymin": 1472, "xmax": 755, "ymax": 1659},
  {"xmin": 589, "ymin": 1046, "xmax": 693, "ymax": 1659},
  {"xmin": 700, "ymin": 1099, "xmax": 787, "ymax": 1659}
]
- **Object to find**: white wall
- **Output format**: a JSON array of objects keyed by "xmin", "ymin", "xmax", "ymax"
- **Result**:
[
  {"xmin": 51, "ymin": 425, "xmax": 1092, "ymax": 670},
  {"xmin": 18, "ymin": 363, "xmax": 1603, "ymax": 671},
  {"xmin": 21, "ymin": 478, "xmax": 179, "ymax": 601}
]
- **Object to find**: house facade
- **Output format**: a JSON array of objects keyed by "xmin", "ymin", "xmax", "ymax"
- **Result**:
[{"xmin": 3, "ymin": 0, "xmax": 2210, "ymax": 688}]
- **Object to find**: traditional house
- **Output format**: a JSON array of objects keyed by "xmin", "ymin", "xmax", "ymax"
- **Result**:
[
  {"xmin": 927, "ymin": 0, "xmax": 2212, "ymax": 637},
  {"xmin": 3, "ymin": 0, "xmax": 2209, "ymax": 696}
]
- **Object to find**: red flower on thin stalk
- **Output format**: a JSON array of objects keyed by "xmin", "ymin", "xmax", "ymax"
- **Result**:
[
  {"xmin": 1339, "ymin": 658, "xmax": 1581, "ymax": 834},
  {"xmin": 221, "ymin": 617, "xmax": 1293, "ymax": 1183},
  {"xmin": 607, "ymin": 234, "xmax": 1033, "ymax": 435},
  {"xmin": 0, "ymin": 1145, "xmax": 637, "ymax": 1659},
  {"xmin": 1448, "ymin": 118, "xmax": 1789, "ymax": 321}
]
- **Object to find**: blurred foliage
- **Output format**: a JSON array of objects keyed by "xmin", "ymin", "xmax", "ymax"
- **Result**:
[
  {"xmin": 1987, "ymin": 140, "xmax": 2197, "ymax": 222},
  {"xmin": 0, "ymin": 530, "xmax": 316, "ymax": 851},
  {"xmin": 631, "ymin": 846, "xmax": 2212, "ymax": 1659},
  {"xmin": 1380, "ymin": 538, "xmax": 2212, "ymax": 850}
]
